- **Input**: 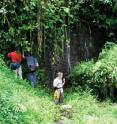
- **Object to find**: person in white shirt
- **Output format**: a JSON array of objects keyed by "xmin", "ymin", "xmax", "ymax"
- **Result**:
[{"xmin": 53, "ymin": 72, "xmax": 65, "ymax": 104}]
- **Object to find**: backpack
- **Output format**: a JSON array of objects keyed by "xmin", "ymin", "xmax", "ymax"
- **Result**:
[
  {"xmin": 54, "ymin": 90, "xmax": 60, "ymax": 101},
  {"xmin": 28, "ymin": 65, "xmax": 36, "ymax": 72},
  {"xmin": 26, "ymin": 56, "xmax": 38, "ymax": 72}
]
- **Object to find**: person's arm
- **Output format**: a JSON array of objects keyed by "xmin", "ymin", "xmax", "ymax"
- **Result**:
[
  {"xmin": 8, "ymin": 53, "xmax": 11, "ymax": 58},
  {"xmin": 22, "ymin": 51, "xmax": 25, "ymax": 59},
  {"xmin": 62, "ymin": 78, "xmax": 65, "ymax": 86},
  {"xmin": 35, "ymin": 58, "xmax": 39, "ymax": 67},
  {"xmin": 53, "ymin": 79, "xmax": 57, "ymax": 88}
]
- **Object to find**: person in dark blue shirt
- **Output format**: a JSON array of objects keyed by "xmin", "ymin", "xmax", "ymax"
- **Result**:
[{"xmin": 24, "ymin": 52, "xmax": 39, "ymax": 87}]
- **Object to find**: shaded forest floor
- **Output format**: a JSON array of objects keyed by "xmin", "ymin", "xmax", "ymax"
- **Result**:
[{"xmin": 0, "ymin": 62, "xmax": 117, "ymax": 124}]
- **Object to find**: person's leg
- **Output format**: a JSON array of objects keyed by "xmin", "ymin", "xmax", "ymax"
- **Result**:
[
  {"xmin": 18, "ymin": 66, "xmax": 23, "ymax": 79},
  {"xmin": 60, "ymin": 92, "xmax": 64, "ymax": 103},
  {"xmin": 59, "ymin": 89, "xmax": 64, "ymax": 103},
  {"xmin": 32, "ymin": 72, "xmax": 37, "ymax": 86},
  {"xmin": 28, "ymin": 72, "xmax": 35, "ymax": 87},
  {"xmin": 54, "ymin": 99, "xmax": 59, "ymax": 104}
]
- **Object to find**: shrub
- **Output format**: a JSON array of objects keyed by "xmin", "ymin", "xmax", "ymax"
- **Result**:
[
  {"xmin": 70, "ymin": 61, "xmax": 94, "ymax": 88},
  {"xmin": 70, "ymin": 42, "xmax": 117, "ymax": 98}
]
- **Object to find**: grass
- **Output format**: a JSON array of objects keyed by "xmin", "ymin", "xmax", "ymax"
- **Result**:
[
  {"xmin": 0, "ymin": 60, "xmax": 58, "ymax": 124},
  {"xmin": 64, "ymin": 90, "xmax": 117, "ymax": 124},
  {"xmin": 0, "ymin": 58, "xmax": 117, "ymax": 124}
]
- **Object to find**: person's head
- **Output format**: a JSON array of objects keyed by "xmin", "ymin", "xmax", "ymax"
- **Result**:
[
  {"xmin": 57, "ymin": 72, "xmax": 63, "ymax": 79},
  {"xmin": 15, "ymin": 45, "xmax": 21, "ymax": 53},
  {"xmin": 25, "ymin": 51, "xmax": 33, "ymax": 56}
]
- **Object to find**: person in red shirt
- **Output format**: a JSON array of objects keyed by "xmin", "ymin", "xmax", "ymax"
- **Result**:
[{"xmin": 8, "ymin": 46, "xmax": 23, "ymax": 79}]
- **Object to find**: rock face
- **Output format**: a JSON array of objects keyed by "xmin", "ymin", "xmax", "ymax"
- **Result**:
[
  {"xmin": 70, "ymin": 24, "xmax": 107, "ymax": 69},
  {"xmin": 61, "ymin": 105, "xmax": 72, "ymax": 110},
  {"xmin": 60, "ymin": 104, "xmax": 73, "ymax": 120},
  {"xmin": 55, "ymin": 24, "xmax": 107, "ymax": 76},
  {"xmin": 56, "ymin": 120, "xmax": 64, "ymax": 124},
  {"xmin": 44, "ymin": 23, "xmax": 107, "ymax": 86}
]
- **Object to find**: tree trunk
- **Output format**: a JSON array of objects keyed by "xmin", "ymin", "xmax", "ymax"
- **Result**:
[
  {"xmin": 44, "ymin": 36, "xmax": 54, "ymax": 88},
  {"xmin": 37, "ymin": 0, "xmax": 42, "ymax": 54}
]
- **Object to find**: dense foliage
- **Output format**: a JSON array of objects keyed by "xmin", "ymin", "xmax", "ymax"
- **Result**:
[
  {"xmin": 71, "ymin": 42, "xmax": 117, "ymax": 98},
  {"xmin": 1, "ymin": 0, "xmax": 117, "ymax": 88},
  {"xmin": 0, "ymin": 0, "xmax": 117, "ymax": 57}
]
